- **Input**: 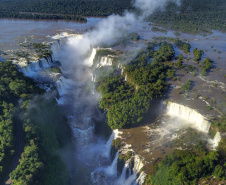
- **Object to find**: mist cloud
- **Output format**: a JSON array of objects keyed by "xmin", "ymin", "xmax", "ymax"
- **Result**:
[
  {"xmin": 134, "ymin": 0, "xmax": 181, "ymax": 17},
  {"xmin": 58, "ymin": 0, "xmax": 182, "ymax": 68}
]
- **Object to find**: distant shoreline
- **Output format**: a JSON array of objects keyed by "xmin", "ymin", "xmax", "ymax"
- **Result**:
[{"xmin": 0, "ymin": 11, "xmax": 88, "ymax": 22}]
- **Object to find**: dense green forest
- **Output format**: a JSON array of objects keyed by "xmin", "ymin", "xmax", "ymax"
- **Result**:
[
  {"xmin": 0, "ymin": 11, "xmax": 87, "ymax": 22},
  {"xmin": 146, "ymin": 149, "xmax": 226, "ymax": 185},
  {"xmin": 0, "ymin": 61, "xmax": 40, "ymax": 181},
  {"xmin": 0, "ymin": 0, "xmax": 133, "ymax": 20},
  {"xmin": 145, "ymin": 127, "xmax": 226, "ymax": 185},
  {"xmin": 96, "ymin": 42, "xmax": 175, "ymax": 129},
  {"xmin": 0, "ymin": 0, "xmax": 225, "ymax": 33},
  {"xmin": 0, "ymin": 61, "xmax": 70, "ymax": 184},
  {"xmin": 148, "ymin": 0, "xmax": 226, "ymax": 33}
]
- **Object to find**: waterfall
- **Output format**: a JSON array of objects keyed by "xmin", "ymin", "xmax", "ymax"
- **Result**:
[
  {"xmin": 56, "ymin": 76, "xmax": 66, "ymax": 96},
  {"xmin": 110, "ymin": 129, "xmax": 146, "ymax": 185},
  {"xmin": 165, "ymin": 101, "xmax": 221, "ymax": 149},
  {"xmin": 19, "ymin": 56, "xmax": 53, "ymax": 76},
  {"xmin": 55, "ymin": 76, "xmax": 74, "ymax": 97},
  {"xmin": 136, "ymin": 171, "xmax": 146, "ymax": 185},
  {"xmin": 124, "ymin": 174, "xmax": 137, "ymax": 185},
  {"xmin": 88, "ymin": 48, "xmax": 97, "ymax": 66},
  {"xmin": 117, "ymin": 156, "xmax": 145, "ymax": 185},
  {"xmin": 105, "ymin": 152, "xmax": 118, "ymax": 177},
  {"xmin": 117, "ymin": 63, "xmax": 124, "ymax": 75},
  {"xmin": 88, "ymin": 47, "xmax": 114, "ymax": 68},
  {"xmin": 96, "ymin": 56, "xmax": 113, "ymax": 68},
  {"xmin": 117, "ymin": 159, "xmax": 131, "ymax": 183},
  {"xmin": 51, "ymin": 39, "xmax": 68, "ymax": 62},
  {"xmin": 209, "ymin": 132, "xmax": 221, "ymax": 149},
  {"xmin": 121, "ymin": 68, "xmax": 124, "ymax": 75},
  {"xmin": 133, "ymin": 155, "xmax": 144, "ymax": 174},
  {"xmin": 125, "ymin": 74, "xmax": 128, "ymax": 82},
  {"xmin": 91, "ymin": 73, "xmax": 97, "ymax": 82},
  {"xmin": 102, "ymin": 132, "xmax": 114, "ymax": 158},
  {"xmin": 166, "ymin": 101, "xmax": 211, "ymax": 133},
  {"xmin": 101, "ymin": 110, "xmax": 107, "ymax": 120}
]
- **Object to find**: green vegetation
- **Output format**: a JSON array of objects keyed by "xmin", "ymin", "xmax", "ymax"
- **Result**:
[
  {"xmin": 0, "ymin": 103, "xmax": 15, "ymax": 176},
  {"xmin": 92, "ymin": 49, "xmax": 116, "ymax": 67},
  {"xmin": 112, "ymin": 138, "xmax": 122, "ymax": 150},
  {"xmin": 0, "ymin": 0, "xmax": 133, "ymax": 18},
  {"xmin": 0, "ymin": 61, "xmax": 70, "ymax": 184},
  {"xmin": 10, "ymin": 97, "xmax": 70, "ymax": 185},
  {"xmin": 212, "ymin": 115, "xmax": 226, "ymax": 132},
  {"xmin": 166, "ymin": 69, "xmax": 176, "ymax": 80},
  {"xmin": 146, "ymin": 126, "xmax": 226, "ymax": 185},
  {"xmin": 129, "ymin": 32, "xmax": 140, "ymax": 41},
  {"xmin": 146, "ymin": 163, "xmax": 181, "ymax": 185},
  {"xmin": 0, "ymin": 11, "xmax": 87, "ymax": 22},
  {"xmin": 119, "ymin": 151, "xmax": 132, "ymax": 162},
  {"xmin": 15, "ymin": 51, "xmax": 29, "ymax": 58},
  {"xmin": 174, "ymin": 32, "xmax": 180, "ymax": 36},
  {"xmin": 172, "ymin": 128, "xmax": 207, "ymax": 151},
  {"xmin": 97, "ymin": 42, "xmax": 174, "ymax": 129},
  {"xmin": 151, "ymin": 27, "xmax": 167, "ymax": 34},
  {"xmin": 200, "ymin": 57, "xmax": 213, "ymax": 76},
  {"xmin": 24, "ymin": 43, "xmax": 52, "ymax": 59},
  {"xmin": 171, "ymin": 39, "xmax": 191, "ymax": 54},
  {"xmin": 193, "ymin": 48, "xmax": 204, "ymax": 61},
  {"xmin": 146, "ymin": 150, "xmax": 225, "ymax": 185},
  {"xmin": 0, "ymin": 61, "xmax": 41, "ymax": 180},
  {"xmin": 93, "ymin": 66, "xmax": 116, "ymax": 82},
  {"xmin": 153, "ymin": 37, "xmax": 191, "ymax": 54},
  {"xmin": 174, "ymin": 54, "xmax": 184, "ymax": 69},
  {"xmin": 50, "ymin": 66, "xmax": 61, "ymax": 73},
  {"xmin": 179, "ymin": 79, "xmax": 192, "ymax": 94},
  {"xmin": 0, "ymin": 0, "xmax": 225, "ymax": 34},
  {"xmin": 148, "ymin": 0, "xmax": 226, "ymax": 33}
]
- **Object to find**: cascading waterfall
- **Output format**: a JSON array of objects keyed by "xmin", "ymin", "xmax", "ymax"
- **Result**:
[
  {"xmin": 91, "ymin": 74, "xmax": 97, "ymax": 82},
  {"xmin": 105, "ymin": 152, "xmax": 119, "ymax": 177},
  {"xmin": 102, "ymin": 132, "xmax": 114, "ymax": 158},
  {"xmin": 88, "ymin": 48, "xmax": 97, "ymax": 66},
  {"xmin": 165, "ymin": 101, "xmax": 221, "ymax": 149},
  {"xmin": 89, "ymin": 48, "xmax": 114, "ymax": 68},
  {"xmin": 209, "ymin": 132, "xmax": 221, "ymax": 149},
  {"xmin": 166, "ymin": 101, "xmax": 211, "ymax": 133},
  {"xmin": 117, "ymin": 159, "xmax": 131, "ymax": 183},
  {"xmin": 19, "ymin": 56, "xmax": 54, "ymax": 76},
  {"xmin": 112, "ymin": 153, "xmax": 146, "ymax": 185},
  {"xmin": 96, "ymin": 56, "xmax": 113, "ymax": 67},
  {"xmin": 51, "ymin": 40, "xmax": 62, "ymax": 62},
  {"xmin": 55, "ymin": 76, "xmax": 75, "ymax": 97},
  {"xmin": 117, "ymin": 63, "xmax": 125, "ymax": 75},
  {"xmin": 111, "ymin": 130, "xmax": 146, "ymax": 185}
]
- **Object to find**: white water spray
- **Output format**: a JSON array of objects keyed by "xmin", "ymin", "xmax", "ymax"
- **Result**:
[{"xmin": 166, "ymin": 101, "xmax": 211, "ymax": 133}]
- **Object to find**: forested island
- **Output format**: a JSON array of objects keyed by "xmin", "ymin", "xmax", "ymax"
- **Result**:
[{"xmin": 97, "ymin": 42, "xmax": 174, "ymax": 129}]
